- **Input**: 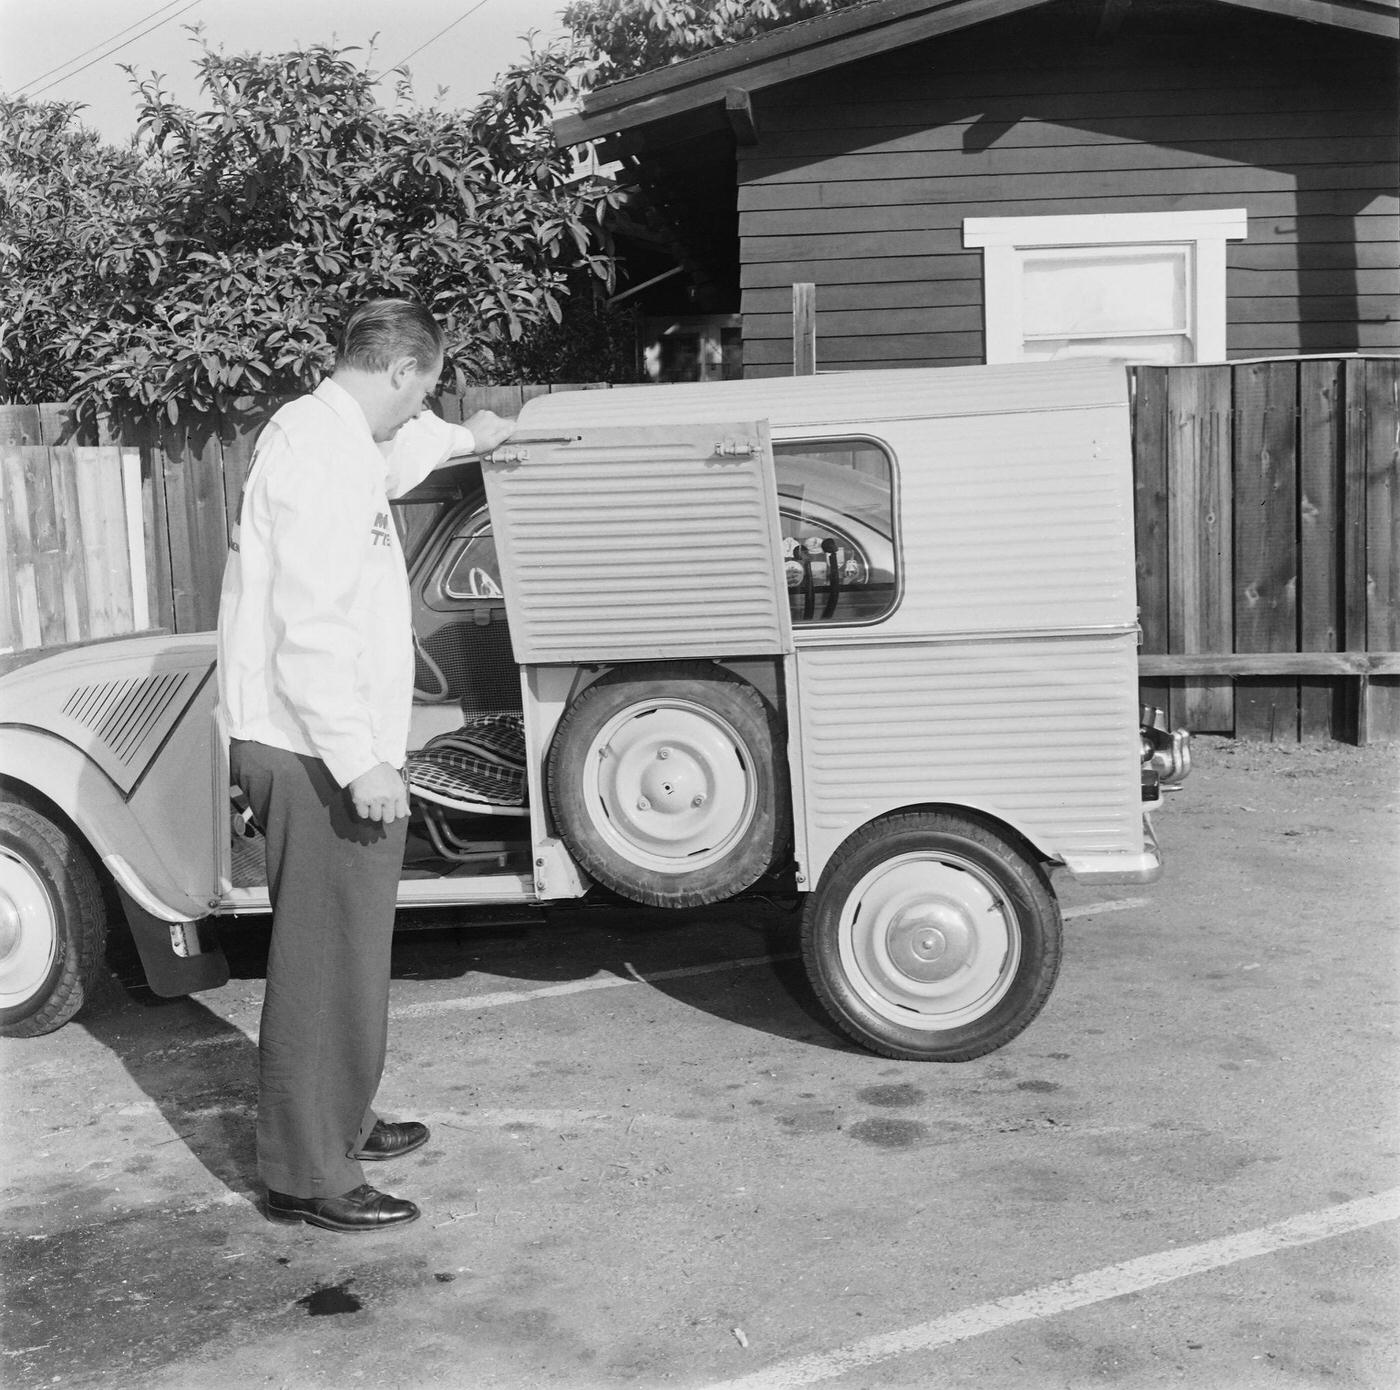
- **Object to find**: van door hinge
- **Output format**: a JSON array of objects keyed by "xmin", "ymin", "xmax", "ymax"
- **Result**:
[
  {"xmin": 492, "ymin": 446, "xmax": 530, "ymax": 463},
  {"xmin": 714, "ymin": 439, "xmax": 755, "ymax": 458}
]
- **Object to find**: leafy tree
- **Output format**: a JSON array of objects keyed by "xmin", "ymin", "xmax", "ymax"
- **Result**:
[
  {"xmin": 3, "ymin": 39, "xmax": 622, "ymax": 420},
  {"xmin": 0, "ymin": 99, "xmax": 153, "ymax": 404},
  {"xmin": 562, "ymin": 0, "xmax": 867, "ymax": 87}
]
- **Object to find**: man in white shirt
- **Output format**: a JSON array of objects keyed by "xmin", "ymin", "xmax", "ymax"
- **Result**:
[{"xmin": 218, "ymin": 299, "xmax": 514, "ymax": 1233}]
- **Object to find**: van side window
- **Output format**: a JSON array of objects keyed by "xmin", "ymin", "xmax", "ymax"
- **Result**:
[{"xmin": 774, "ymin": 439, "xmax": 896, "ymax": 625}]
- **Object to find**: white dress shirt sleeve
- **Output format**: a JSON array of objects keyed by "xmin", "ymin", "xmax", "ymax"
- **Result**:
[{"xmin": 384, "ymin": 412, "xmax": 477, "ymax": 499}]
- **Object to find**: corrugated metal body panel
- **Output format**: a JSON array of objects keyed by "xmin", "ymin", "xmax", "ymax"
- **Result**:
[
  {"xmin": 483, "ymin": 424, "xmax": 792, "ymax": 664},
  {"xmin": 519, "ymin": 363, "xmax": 1135, "ymax": 641},
  {"xmin": 795, "ymin": 635, "xmax": 1144, "ymax": 882},
  {"xmin": 881, "ymin": 403, "xmax": 1137, "ymax": 636},
  {"xmin": 516, "ymin": 361, "xmax": 1128, "ymax": 434}
]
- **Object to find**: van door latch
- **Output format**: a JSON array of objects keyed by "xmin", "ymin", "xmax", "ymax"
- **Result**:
[{"xmin": 713, "ymin": 439, "xmax": 755, "ymax": 458}]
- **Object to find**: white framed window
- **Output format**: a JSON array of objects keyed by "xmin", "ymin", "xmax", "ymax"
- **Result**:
[{"xmin": 963, "ymin": 209, "xmax": 1247, "ymax": 364}]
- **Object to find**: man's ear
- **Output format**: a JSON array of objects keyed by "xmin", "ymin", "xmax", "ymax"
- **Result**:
[{"xmin": 387, "ymin": 356, "xmax": 418, "ymax": 389}]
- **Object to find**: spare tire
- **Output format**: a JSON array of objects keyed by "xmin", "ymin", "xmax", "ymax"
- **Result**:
[{"xmin": 546, "ymin": 663, "xmax": 789, "ymax": 908}]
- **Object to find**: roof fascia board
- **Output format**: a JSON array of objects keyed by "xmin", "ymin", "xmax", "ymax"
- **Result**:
[
  {"xmin": 554, "ymin": 0, "xmax": 1398, "ymax": 148},
  {"xmin": 578, "ymin": 0, "xmax": 987, "ymax": 115},
  {"xmin": 1211, "ymin": 0, "xmax": 1399, "ymax": 36},
  {"xmin": 554, "ymin": 0, "xmax": 1045, "ymax": 145}
]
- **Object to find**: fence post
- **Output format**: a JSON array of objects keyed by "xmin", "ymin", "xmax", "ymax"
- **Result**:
[{"xmin": 793, "ymin": 283, "xmax": 816, "ymax": 376}]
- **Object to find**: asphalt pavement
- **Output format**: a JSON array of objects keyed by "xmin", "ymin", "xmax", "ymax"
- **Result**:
[{"xmin": 2, "ymin": 735, "xmax": 1397, "ymax": 1389}]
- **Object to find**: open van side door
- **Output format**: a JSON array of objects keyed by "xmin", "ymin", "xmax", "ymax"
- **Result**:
[{"xmin": 482, "ymin": 423, "xmax": 793, "ymax": 665}]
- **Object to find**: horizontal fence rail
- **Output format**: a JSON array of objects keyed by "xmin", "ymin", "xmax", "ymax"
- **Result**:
[{"xmin": 2, "ymin": 361, "xmax": 1396, "ymax": 741}]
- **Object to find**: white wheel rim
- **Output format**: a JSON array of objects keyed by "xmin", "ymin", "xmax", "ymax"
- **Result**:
[
  {"xmin": 837, "ymin": 851, "xmax": 1019, "ymax": 1032},
  {"xmin": 581, "ymin": 698, "xmax": 757, "ymax": 873},
  {"xmin": 0, "ymin": 848, "xmax": 59, "ymax": 1010}
]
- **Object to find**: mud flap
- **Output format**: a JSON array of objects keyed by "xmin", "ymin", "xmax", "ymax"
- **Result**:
[{"xmin": 118, "ymin": 889, "xmax": 230, "ymax": 997}]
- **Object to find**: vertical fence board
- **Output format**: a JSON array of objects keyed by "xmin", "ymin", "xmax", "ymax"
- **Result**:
[
  {"xmin": 1343, "ymin": 361, "xmax": 1372, "ymax": 739},
  {"xmin": 80, "ymin": 448, "xmax": 135, "ymax": 637},
  {"xmin": 1298, "ymin": 361, "xmax": 1344, "ymax": 739},
  {"xmin": 141, "ymin": 443, "xmax": 176, "ymax": 635},
  {"xmin": 37, "ymin": 402, "xmax": 83, "ymax": 445},
  {"xmin": 15, "ymin": 449, "xmax": 69, "ymax": 646},
  {"xmin": 1364, "ymin": 359, "xmax": 1400, "ymax": 738},
  {"xmin": 0, "ymin": 406, "xmax": 43, "ymax": 446},
  {"xmin": 0, "ymin": 456, "xmax": 24, "ymax": 652},
  {"xmin": 1, "ymin": 451, "xmax": 42, "ymax": 647},
  {"xmin": 158, "ymin": 419, "xmax": 230, "ymax": 633},
  {"xmin": 50, "ymin": 447, "xmax": 90, "ymax": 641},
  {"xmin": 1233, "ymin": 361, "xmax": 1299, "ymax": 740},
  {"xmin": 1132, "ymin": 366, "xmax": 1172, "ymax": 721},
  {"xmin": 1168, "ymin": 367, "xmax": 1233, "ymax": 731}
]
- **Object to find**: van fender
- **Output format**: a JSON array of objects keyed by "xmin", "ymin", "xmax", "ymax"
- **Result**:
[
  {"xmin": 808, "ymin": 798, "xmax": 1060, "ymax": 891},
  {"xmin": 0, "ymin": 726, "xmax": 210, "ymax": 922}
]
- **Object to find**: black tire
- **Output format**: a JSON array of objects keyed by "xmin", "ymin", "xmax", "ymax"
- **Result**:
[
  {"xmin": 802, "ymin": 810, "xmax": 1062, "ymax": 1062},
  {"xmin": 0, "ymin": 802, "xmax": 108, "ymax": 1038},
  {"xmin": 547, "ymin": 663, "xmax": 789, "ymax": 908}
]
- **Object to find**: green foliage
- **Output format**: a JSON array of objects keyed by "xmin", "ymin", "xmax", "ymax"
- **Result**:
[
  {"xmin": 562, "ymin": 0, "xmax": 866, "ymax": 86},
  {"xmin": 0, "ymin": 99, "xmax": 154, "ymax": 403},
  {"xmin": 2, "ymin": 40, "xmax": 622, "ymax": 420}
]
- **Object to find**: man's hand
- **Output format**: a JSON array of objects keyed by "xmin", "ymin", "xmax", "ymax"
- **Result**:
[
  {"xmin": 349, "ymin": 762, "xmax": 410, "ymax": 823},
  {"xmin": 464, "ymin": 410, "xmax": 516, "ymax": 455}
]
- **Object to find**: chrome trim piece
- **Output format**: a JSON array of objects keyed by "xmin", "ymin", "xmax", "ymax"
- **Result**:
[{"xmin": 101, "ymin": 854, "xmax": 197, "ymax": 923}]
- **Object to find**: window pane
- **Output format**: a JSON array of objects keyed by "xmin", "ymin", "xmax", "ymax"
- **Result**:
[
  {"xmin": 443, "ymin": 504, "xmax": 504, "ymax": 599},
  {"xmin": 773, "ymin": 440, "xmax": 896, "ymax": 625},
  {"xmin": 1023, "ymin": 247, "xmax": 1187, "ymax": 336}
]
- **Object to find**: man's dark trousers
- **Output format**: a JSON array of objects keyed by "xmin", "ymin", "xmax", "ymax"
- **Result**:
[{"xmin": 231, "ymin": 740, "xmax": 409, "ymax": 1197}]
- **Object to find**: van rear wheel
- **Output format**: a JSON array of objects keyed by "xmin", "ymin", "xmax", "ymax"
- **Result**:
[
  {"xmin": 0, "ymin": 802, "xmax": 107, "ymax": 1038},
  {"xmin": 802, "ymin": 811, "xmax": 1061, "ymax": 1061},
  {"xmin": 547, "ymin": 664, "xmax": 788, "ymax": 908}
]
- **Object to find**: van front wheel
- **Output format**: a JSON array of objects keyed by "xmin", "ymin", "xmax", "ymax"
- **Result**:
[{"xmin": 802, "ymin": 811, "xmax": 1061, "ymax": 1061}]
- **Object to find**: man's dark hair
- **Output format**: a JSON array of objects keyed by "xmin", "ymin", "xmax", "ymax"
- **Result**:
[{"xmin": 336, "ymin": 299, "xmax": 444, "ymax": 373}]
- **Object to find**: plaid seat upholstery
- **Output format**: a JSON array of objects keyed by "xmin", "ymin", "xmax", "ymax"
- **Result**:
[{"xmin": 406, "ymin": 713, "xmax": 528, "ymax": 815}]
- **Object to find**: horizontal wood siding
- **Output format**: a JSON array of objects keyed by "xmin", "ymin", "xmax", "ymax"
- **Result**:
[{"xmin": 737, "ymin": 1, "xmax": 1400, "ymax": 374}]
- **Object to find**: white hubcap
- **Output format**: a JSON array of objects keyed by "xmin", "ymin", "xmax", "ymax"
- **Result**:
[
  {"xmin": 583, "ymin": 699, "xmax": 756, "ymax": 872},
  {"xmin": 0, "ymin": 850, "xmax": 59, "ymax": 1010},
  {"xmin": 838, "ymin": 852, "xmax": 1018, "ymax": 1030}
]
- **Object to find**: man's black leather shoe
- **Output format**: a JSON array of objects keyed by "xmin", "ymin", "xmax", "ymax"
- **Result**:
[
  {"xmin": 265, "ymin": 1184, "xmax": 419, "ymax": 1233},
  {"xmin": 351, "ymin": 1120, "xmax": 430, "ymax": 1162}
]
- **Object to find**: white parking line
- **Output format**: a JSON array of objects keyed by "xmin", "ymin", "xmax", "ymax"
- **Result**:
[{"xmin": 701, "ymin": 1188, "xmax": 1400, "ymax": 1390}]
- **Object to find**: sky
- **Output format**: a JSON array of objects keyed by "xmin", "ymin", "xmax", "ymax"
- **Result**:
[{"xmin": 0, "ymin": 0, "xmax": 574, "ymax": 145}]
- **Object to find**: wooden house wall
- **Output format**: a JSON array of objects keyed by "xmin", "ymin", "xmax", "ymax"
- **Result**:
[{"xmin": 736, "ymin": 1, "xmax": 1400, "ymax": 375}]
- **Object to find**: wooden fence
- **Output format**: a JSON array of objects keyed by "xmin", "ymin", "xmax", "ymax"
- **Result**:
[
  {"xmin": 1132, "ymin": 358, "xmax": 1398, "ymax": 742},
  {"xmin": 2, "ymin": 360, "xmax": 1396, "ymax": 740}
]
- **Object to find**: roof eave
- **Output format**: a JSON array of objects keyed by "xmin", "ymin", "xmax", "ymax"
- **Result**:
[{"xmin": 553, "ymin": 0, "xmax": 1399, "ymax": 148}]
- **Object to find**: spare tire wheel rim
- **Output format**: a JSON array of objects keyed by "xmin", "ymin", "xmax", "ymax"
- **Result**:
[
  {"xmin": 582, "ymin": 698, "xmax": 758, "ymax": 872},
  {"xmin": 837, "ymin": 851, "xmax": 1019, "ymax": 1030},
  {"xmin": 0, "ymin": 849, "xmax": 59, "ymax": 1010}
]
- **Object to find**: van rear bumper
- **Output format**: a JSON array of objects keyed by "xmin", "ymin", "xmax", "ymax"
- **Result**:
[{"xmin": 1059, "ymin": 818, "xmax": 1164, "ymax": 885}]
